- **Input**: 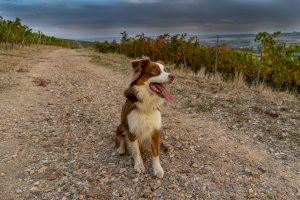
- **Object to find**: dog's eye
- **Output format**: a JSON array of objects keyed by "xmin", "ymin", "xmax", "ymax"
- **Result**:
[{"xmin": 151, "ymin": 67, "xmax": 160, "ymax": 74}]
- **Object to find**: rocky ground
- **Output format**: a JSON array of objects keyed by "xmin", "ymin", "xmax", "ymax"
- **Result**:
[{"xmin": 0, "ymin": 48, "xmax": 299, "ymax": 199}]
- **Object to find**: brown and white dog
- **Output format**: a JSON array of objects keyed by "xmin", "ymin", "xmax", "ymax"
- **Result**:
[{"xmin": 115, "ymin": 56, "xmax": 174, "ymax": 178}]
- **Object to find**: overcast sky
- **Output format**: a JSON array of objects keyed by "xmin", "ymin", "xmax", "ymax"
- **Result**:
[{"xmin": 0, "ymin": 0, "xmax": 299, "ymax": 39}]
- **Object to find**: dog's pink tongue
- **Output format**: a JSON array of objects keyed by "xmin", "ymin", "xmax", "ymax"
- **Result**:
[{"xmin": 156, "ymin": 84, "xmax": 173, "ymax": 103}]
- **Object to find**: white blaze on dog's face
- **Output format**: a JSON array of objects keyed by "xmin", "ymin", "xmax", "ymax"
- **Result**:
[
  {"xmin": 147, "ymin": 63, "xmax": 171, "ymax": 84},
  {"xmin": 131, "ymin": 57, "xmax": 174, "ymax": 103},
  {"xmin": 147, "ymin": 62, "xmax": 174, "ymax": 102}
]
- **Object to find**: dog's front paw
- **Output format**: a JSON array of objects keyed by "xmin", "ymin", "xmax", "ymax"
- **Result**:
[
  {"xmin": 134, "ymin": 161, "xmax": 145, "ymax": 173},
  {"xmin": 153, "ymin": 165, "xmax": 164, "ymax": 178}
]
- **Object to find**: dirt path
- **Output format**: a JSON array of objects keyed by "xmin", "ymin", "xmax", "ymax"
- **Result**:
[{"xmin": 0, "ymin": 48, "xmax": 299, "ymax": 199}]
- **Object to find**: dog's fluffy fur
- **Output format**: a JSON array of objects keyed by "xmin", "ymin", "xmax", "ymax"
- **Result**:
[{"xmin": 115, "ymin": 56, "xmax": 174, "ymax": 178}]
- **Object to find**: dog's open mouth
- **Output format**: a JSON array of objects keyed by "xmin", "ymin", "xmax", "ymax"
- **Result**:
[{"xmin": 149, "ymin": 83, "xmax": 173, "ymax": 102}]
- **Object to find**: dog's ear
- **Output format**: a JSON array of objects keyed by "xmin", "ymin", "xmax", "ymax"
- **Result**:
[
  {"xmin": 131, "ymin": 56, "xmax": 150, "ymax": 81},
  {"xmin": 132, "ymin": 56, "xmax": 150, "ymax": 72}
]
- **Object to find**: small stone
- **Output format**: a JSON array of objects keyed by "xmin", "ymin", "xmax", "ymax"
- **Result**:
[
  {"xmin": 251, "ymin": 170, "xmax": 261, "ymax": 178},
  {"xmin": 225, "ymin": 185, "xmax": 234, "ymax": 193},
  {"xmin": 244, "ymin": 166, "xmax": 261, "ymax": 178},
  {"xmin": 168, "ymin": 182, "xmax": 179, "ymax": 189},
  {"xmin": 281, "ymin": 132, "xmax": 289, "ymax": 138},
  {"xmin": 248, "ymin": 188, "xmax": 257, "ymax": 197},
  {"xmin": 47, "ymin": 173, "xmax": 58, "ymax": 181},
  {"xmin": 266, "ymin": 190, "xmax": 276, "ymax": 199},
  {"xmin": 0, "ymin": 172, "xmax": 5, "ymax": 176},
  {"xmin": 72, "ymin": 163, "xmax": 80, "ymax": 170},
  {"xmin": 100, "ymin": 176, "xmax": 109, "ymax": 183},
  {"xmin": 152, "ymin": 180, "xmax": 161, "ymax": 189},
  {"xmin": 112, "ymin": 191, "xmax": 119, "ymax": 196},
  {"xmin": 33, "ymin": 181, "xmax": 40, "ymax": 186},
  {"xmin": 132, "ymin": 177, "xmax": 139, "ymax": 183},
  {"xmin": 70, "ymin": 187, "xmax": 77, "ymax": 193},
  {"xmin": 244, "ymin": 167, "xmax": 251, "ymax": 173},
  {"xmin": 16, "ymin": 189, "xmax": 22, "ymax": 194},
  {"xmin": 62, "ymin": 197, "xmax": 67, "ymax": 200},
  {"xmin": 62, "ymin": 152, "xmax": 69, "ymax": 157},
  {"xmin": 38, "ymin": 165, "xmax": 47, "ymax": 173},
  {"xmin": 63, "ymin": 140, "xmax": 69, "ymax": 146},
  {"xmin": 191, "ymin": 163, "xmax": 198, "ymax": 168},
  {"xmin": 119, "ymin": 168, "xmax": 126, "ymax": 173},
  {"xmin": 200, "ymin": 166, "xmax": 210, "ymax": 174},
  {"xmin": 30, "ymin": 187, "xmax": 38, "ymax": 192},
  {"xmin": 141, "ymin": 188, "xmax": 152, "ymax": 197}
]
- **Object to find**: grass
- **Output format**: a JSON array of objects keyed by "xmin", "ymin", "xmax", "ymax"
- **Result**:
[
  {"xmin": 91, "ymin": 53, "xmax": 132, "ymax": 75},
  {"xmin": 0, "ymin": 45, "xmax": 57, "ymax": 72}
]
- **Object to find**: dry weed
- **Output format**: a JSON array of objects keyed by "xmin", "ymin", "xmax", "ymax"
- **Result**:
[{"xmin": 33, "ymin": 77, "xmax": 50, "ymax": 87}]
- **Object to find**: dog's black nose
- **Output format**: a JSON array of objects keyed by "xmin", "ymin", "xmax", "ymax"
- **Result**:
[{"xmin": 168, "ymin": 74, "xmax": 174, "ymax": 83}]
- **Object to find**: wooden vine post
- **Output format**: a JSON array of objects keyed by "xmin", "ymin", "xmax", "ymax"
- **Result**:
[
  {"xmin": 214, "ymin": 35, "xmax": 219, "ymax": 73},
  {"xmin": 256, "ymin": 37, "xmax": 265, "ymax": 86}
]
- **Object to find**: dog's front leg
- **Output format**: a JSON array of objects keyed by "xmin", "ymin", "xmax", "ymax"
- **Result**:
[
  {"xmin": 151, "ymin": 130, "xmax": 164, "ymax": 178},
  {"xmin": 127, "ymin": 133, "xmax": 145, "ymax": 173}
]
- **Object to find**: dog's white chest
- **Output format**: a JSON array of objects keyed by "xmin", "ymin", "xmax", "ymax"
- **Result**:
[{"xmin": 127, "ymin": 109, "xmax": 161, "ymax": 140}]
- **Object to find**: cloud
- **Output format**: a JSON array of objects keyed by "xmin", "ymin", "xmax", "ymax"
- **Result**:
[
  {"xmin": 0, "ymin": 0, "xmax": 299, "ymax": 38},
  {"xmin": 128, "ymin": 0, "xmax": 161, "ymax": 3}
]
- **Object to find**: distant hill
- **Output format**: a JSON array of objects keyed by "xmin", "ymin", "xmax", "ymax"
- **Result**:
[
  {"xmin": 79, "ymin": 32, "xmax": 300, "ymax": 41},
  {"xmin": 196, "ymin": 32, "xmax": 300, "ymax": 50},
  {"xmin": 78, "ymin": 32, "xmax": 300, "ymax": 51},
  {"xmin": 64, "ymin": 39, "xmax": 94, "ymax": 49}
]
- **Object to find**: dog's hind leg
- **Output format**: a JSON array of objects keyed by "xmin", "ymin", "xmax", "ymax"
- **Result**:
[
  {"xmin": 117, "ymin": 137, "xmax": 126, "ymax": 155},
  {"xmin": 115, "ymin": 125, "xmax": 126, "ymax": 155}
]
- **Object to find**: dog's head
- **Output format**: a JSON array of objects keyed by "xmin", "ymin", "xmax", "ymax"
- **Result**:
[{"xmin": 130, "ymin": 56, "xmax": 174, "ymax": 102}]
